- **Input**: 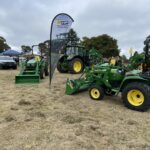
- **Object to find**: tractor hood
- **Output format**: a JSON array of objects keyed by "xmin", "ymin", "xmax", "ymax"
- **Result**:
[
  {"xmin": 27, "ymin": 59, "xmax": 37, "ymax": 64},
  {"xmin": 26, "ymin": 59, "xmax": 37, "ymax": 67},
  {"xmin": 27, "ymin": 59, "xmax": 37, "ymax": 65}
]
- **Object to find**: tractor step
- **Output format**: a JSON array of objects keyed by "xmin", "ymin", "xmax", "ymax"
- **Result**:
[
  {"xmin": 112, "ymin": 88, "xmax": 119, "ymax": 93},
  {"xmin": 23, "ymin": 71, "xmax": 36, "ymax": 74},
  {"xmin": 15, "ymin": 75, "xmax": 40, "ymax": 84}
]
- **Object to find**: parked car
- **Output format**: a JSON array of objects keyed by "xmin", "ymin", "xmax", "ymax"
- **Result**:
[{"xmin": 0, "ymin": 56, "xmax": 17, "ymax": 69}]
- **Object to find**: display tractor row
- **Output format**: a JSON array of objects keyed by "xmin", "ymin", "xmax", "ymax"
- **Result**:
[{"xmin": 65, "ymin": 36, "xmax": 150, "ymax": 111}]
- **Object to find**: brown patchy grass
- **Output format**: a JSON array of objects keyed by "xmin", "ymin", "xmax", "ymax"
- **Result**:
[{"xmin": 0, "ymin": 69, "xmax": 150, "ymax": 150}]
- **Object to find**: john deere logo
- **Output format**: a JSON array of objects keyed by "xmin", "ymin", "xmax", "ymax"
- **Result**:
[{"xmin": 56, "ymin": 19, "xmax": 69, "ymax": 26}]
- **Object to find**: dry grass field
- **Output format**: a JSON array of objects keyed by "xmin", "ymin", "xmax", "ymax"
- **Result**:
[{"xmin": 0, "ymin": 69, "xmax": 150, "ymax": 150}]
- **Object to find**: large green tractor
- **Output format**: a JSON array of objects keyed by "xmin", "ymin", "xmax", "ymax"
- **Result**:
[
  {"xmin": 65, "ymin": 36, "xmax": 150, "ymax": 111},
  {"xmin": 15, "ymin": 55, "xmax": 48, "ymax": 84},
  {"xmin": 57, "ymin": 44, "xmax": 102, "ymax": 74},
  {"xmin": 129, "ymin": 51, "xmax": 144, "ymax": 70}
]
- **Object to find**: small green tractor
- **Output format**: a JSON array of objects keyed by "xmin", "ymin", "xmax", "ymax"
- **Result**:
[
  {"xmin": 65, "ymin": 36, "xmax": 150, "ymax": 111},
  {"xmin": 57, "ymin": 44, "xmax": 103, "ymax": 74},
  {"xmin": 15, "ymin": 55, "xmax": 48, "ymax": 84}
]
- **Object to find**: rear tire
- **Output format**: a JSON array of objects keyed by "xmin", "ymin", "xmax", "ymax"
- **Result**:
[
  {"xmin": 89, "ymin": 85, "xmax": 104, "ymax": 100},
  {"xmin": 122, "ymin": 82, "xmax": 150, "ymax": 111},
  {"xmin": 57, "ymin": 62, "xmax": 68, "ymax": 73},
  {"xmin": 69, "ymin": 58, "xmax": 84, "ymax": 74}
]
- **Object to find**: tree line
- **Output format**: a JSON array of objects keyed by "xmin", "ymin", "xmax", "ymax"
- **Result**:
[{"xmin": 0, "ymin": 28, "xmax": 127, "ymax": 59}]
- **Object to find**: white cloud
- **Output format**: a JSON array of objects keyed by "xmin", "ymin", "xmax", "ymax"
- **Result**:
[{"xmin": 0, "ymin": 0, "xmax": 150, "ymax": 57}]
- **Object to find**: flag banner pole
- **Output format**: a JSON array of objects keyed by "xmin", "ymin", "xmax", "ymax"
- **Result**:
[{"xmin": 49, "ymin": 13, "xmax": 74, "ymax": 86}]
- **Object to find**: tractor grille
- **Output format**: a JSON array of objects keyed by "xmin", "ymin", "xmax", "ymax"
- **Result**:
[{"xmin": 5, "ymin": 62, "xmax": 15, "ymax": 67}]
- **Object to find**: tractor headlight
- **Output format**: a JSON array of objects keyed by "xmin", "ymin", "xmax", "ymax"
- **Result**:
[
  {"xmin": 118, "ymin": 70, "xmax": 122, "ymax": 73},
  {"xmin": 117, "ymin": 69, "xmax": 125, "ymax": 75}
]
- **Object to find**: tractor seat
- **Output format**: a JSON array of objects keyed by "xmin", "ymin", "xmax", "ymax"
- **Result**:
[
  {"xmin": 126, "ymin": 70, "xmax": 142, "ymax": 76},
  {"xmin": 109, "ymin": 57, "xmax": 117, "ymax": 66}
]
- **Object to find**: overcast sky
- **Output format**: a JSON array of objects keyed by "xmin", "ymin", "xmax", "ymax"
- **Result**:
[{"xmin": 0, "ymin": 0, "xmax": 150, "ymax": 57}]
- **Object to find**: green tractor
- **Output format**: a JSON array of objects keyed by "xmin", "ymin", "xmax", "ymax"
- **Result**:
[
  {"xmin": 129, "ymin": 51, "xmax": 144, "ymax": 70},
  {"xmin": 65, "ymin": 36, "xmax": 150, "ymax": 111},
  {"xmin": 57, "ymin": 44, "xmax": 103, "ymax": 74},
  {"xmin": 15, "ymin": 55, "xmax": 48, "ymax": 84}
]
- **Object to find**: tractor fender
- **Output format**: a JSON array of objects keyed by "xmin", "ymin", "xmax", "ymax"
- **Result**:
[
  {"xmin": 118, "ymin": 75, "xmax": 148, "ymax": 93},
  {"xmin": 67, "ymin": 55, "xmax": 84, "ymax": 63},
  {"xmin": 58, "ymin": 55, "xmax": 68, "ymax": 62}
]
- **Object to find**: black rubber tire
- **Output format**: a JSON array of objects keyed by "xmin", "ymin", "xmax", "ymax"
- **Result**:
[
  {"xmin": 13, "ymin": 65, "xmax": 17, "ymax": 70},
  {"xmin": 89, "ymin": 85, "xmax": 105, "ymax": 100},
  {"xmin": 40, "ymin": 69, "xmax": 45, "ymax": 79},
  {"xmin": 57, "ymin": 62, "xmax": 68, "ymax": 73},
  {"xmin": 44, "ymin": 66, "xmax": 49, "ymax": 76},
  {"xmin": 122, "ymin": 82, "xmax": 150, "ymax": 111},
  {"xmin": 69, "ymin": 58, "xmax": 84, "ymax": 74}
]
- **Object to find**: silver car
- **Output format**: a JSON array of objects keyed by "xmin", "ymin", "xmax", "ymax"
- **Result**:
[{"xmin": 0, "ymin": 56, "xmax": 17, "ymax": 69}]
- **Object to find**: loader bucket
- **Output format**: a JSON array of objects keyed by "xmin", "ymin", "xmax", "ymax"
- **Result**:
[
  {"xmin": 15, "ymin": 75, "xmax": 40, "ymax": 84},
  {"xmin": 65, "ymin": 78, "xmax": 90, "ymax": 95},
  {"xmin": 66, "ymin": 79, "xmax": 78, "ymax": 95}
]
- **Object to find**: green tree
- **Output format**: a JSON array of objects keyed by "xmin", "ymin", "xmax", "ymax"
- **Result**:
[
  {"xmin": 121, "ymin": 54, "xmax": 128, "ymax": 61},
  {"xmin": 121, "ymin": 54, "xmax": 128, "ymax": 64},
  {"xmin": 21, "ymin": 45, "xmax": 32, "ymax": 53},
  {"xmin": 0, "ymin": 36, "xmax": 11, "ymax": 53},
  {"xmin": 4, "ymin": 43, "xmax": 11, "ymax": 50},
  {"xmin": 43, "ymin": 40, "xmax": 49, "ymax": 56},
  {"xmin": 82, "ymin": 34, "xmax": 120, "ymax": 58},
  {"xmin": 38, "ymin": 42, "xmax": 47, "ymax": 55},
  {"xmin": 67, "ymin": 28, "xmax": 80, "ymax": 44}
]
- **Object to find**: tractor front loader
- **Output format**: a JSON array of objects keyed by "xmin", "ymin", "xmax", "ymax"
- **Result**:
[
  {"xmin": 65, "ymin": 36, "xmax": 150, "ymax": 111},
  {"xmin": 15, "ymin": 56, "xmax": 48, "ymax": 84}
]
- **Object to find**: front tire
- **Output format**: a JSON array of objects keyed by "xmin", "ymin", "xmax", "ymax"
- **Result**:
[
  {"xmin": 40, "ymin": 69, "xmax": 45, "ymax": 79},
  {"xmin": 89, "ymin": 86, "xmax": 104, "ymax": 100},
  {"xmin": 44, "ymin": 66, "xmax": 49, "ymax": 76},
  {"xmin": 13, "ymin": 65, "xmax": 17, "ymax": 70},
  {"xmin": 122, "ymin": 82, "xmax": 150, "ymax": 111},
  {"xmin": 69, "ymin": 58, "xmax": 84, "ymax": 74}
]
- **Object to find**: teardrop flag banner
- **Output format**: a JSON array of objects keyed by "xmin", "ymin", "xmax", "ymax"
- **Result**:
[{"xmin": 49, "ymin": 13, "xmax": 74, "ymax": 85}]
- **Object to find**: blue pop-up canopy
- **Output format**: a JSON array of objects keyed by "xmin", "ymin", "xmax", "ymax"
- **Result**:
[{"xmin": 1, "ymin": 49, "xmax": 22, "ymax": 56}]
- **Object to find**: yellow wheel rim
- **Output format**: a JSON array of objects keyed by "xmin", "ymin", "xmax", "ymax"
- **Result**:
[
  {"xmin": 127, "ymin": 90, "xmax": 144, "ymax": 106},
  {"xmin": 138, "ymin": 64, "xmax": 143, "ymax": 70},
  {"xmin": 73, "ymin": 61, "xmax": 82, "ymax": 73},
  {"xmin": 91, "ymin": 88, "xmax": 100, "ymax": 99}
]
